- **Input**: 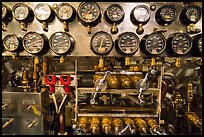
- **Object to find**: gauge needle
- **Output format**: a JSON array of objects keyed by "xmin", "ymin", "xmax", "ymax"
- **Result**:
[
  {"xmin": 178, "ymin": 41, "xmax": 187, "ymax": 46},
  {"xmin": 99, "ymin": 38, "xmax": 104, "ymax": 48},
  {"xmin": 83, "ymin": 7, "xmax": 95, "ymax": 17},
  {"xmin": 125, "ymin": 41, "xmax": 135, "ymax": 46},
  {"xmin": 55, "ymin": 41, "xmax": 68, "ymax": 46}
]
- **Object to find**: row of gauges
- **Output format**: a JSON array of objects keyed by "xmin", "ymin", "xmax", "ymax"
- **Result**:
[
  {"xmin": 2, "ymin": 2, "xmax": 202, "ymax": 34},
  {"xmin": 3, "ymin": 31, "xmax": 202, "ymax": 56}
]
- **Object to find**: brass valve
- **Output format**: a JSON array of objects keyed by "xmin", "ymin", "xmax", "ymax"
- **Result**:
[
  {"xmin": 60, "ymin": 55, "xmax": 65, "ymax": 63},
  {"xmin": 134, "ymin": 118, "xmax": 148, "ymax": 134},
  {"xmin": 22, "ymin": 69, "xmax": 29, "ymax": 87},
  {"xmin": 106, "ymin": 75, "xmax": 119, "ymax": 88},
  {"xmin": 187, "ymin": 82, "xmax": 193, "ymax": 112},
  {"xmin": 130, "ymin": 75, "xmax": 141, "ymax": 87},
  {"xmin": 89, "ymin": 117, "xmax": 100, "ymax": 134},
  {"xmin": 153, "ymin": 23, "xmax": 168, "ymax": 33},
  {"xmin": 136, "ymin": 23, "xmax": 144, "ymax": 35},
  {"xmin": 2, "ymin": 118, "xmax": 14, "ymax": 128},
  {"xmin": 120, "ymin": 75, "xmax": 132, "ymax": 88},
  {"xmin": 98, "ymin": 57, "xmax": 104, "ymax": 69},
  {"xmin": 42, "ymin": 22, "xmax": 48, "ymax": 32},
  {"xmin": 111, "ymin": 23, "xmax": 118, "ymax": 34},
  {"xmin": 186, "ymin": 113, "xmax": 202, "ymax": 129},
  {"xmin": 113, "ymin": 118, "xmax": 123, "ymax": 134},
  {"xmin": 145, "ymin": 118, "xmax": 158, "ymax": 130},
  {"xmin": 174, "ymin": 92, "xmax": 183, "ymax": 117},
  {"xmin": 63, "ymin": 21, "xmax": 69, "ymax": 32},
  {"xmin": 102, "ymin": 117, "xmax": 112, "ymax": 134},
  {"xmin": 175, "ymin": 58, "xmax": 180, "ymax": 68},
  {"xmin": 187, "ymin": 23, "xmax": 201, "ymax": 34},
  {"xmin": 78, "ymin": 117, "xmax": 88, "ymax": 131},
  {"xmin": 151, "ymin": 57, "xmax": 156, "ymax": 67},
  {"xmin": 27, "ymin": 105, "xmax": 41, "ymax": 117},
  {"xmin": 20, "ymin": 22, "xmax": 27, "ymax": 31},
  {"xmin": 125, "ymin": 57, "xmax": 130, "ymax": 66}
]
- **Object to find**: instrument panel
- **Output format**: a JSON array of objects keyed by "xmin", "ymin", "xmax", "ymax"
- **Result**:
[{"xmin": 2, "ymin": 2, "xmax": 202, "ymax": 57}]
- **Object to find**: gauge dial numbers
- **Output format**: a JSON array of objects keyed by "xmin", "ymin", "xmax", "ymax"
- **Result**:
[
  {"xmin": 23, "ymin": 32, "xmax": 46, "ymax": 54},
  {"xmin": 77, "ymin": 2, "xmax": 101, "ymax": 26},
  {"xmin": 180, "ymin": 5, "xmax": 202, "ymax": 25},
  {"xmin": 55, "ymin": 3, "xmax": 76, "ymax": 22},
  {"xmin": 49, "ymin": 32, "xmax": 75, "ymax": 55},
  {"xmin": 90, "ymin": 31, "xmax": 114, "ymax": 55},
  {"xmin": 192, "ymin": 34, "xmax": 202, "ymax": 56},
  {"xmin": 12, "ymin": 3, "xmax": 30, "ymax": 21},
  {"xmin": 130, "ymin": 5, "xmax": 151, "ymax": 25},
  {"xmin": 34, "ymin": 3, "xmax": 52, "ymax": 21},
  {"xmin": 115, "ymin": 32, "xmax": 140, "ymax": 55},
  {"xmin": 167, "ymin": 33, "xmax": 192, "ymax": 55},
  {"xmin": 155, "ymin": 5, "xmax": 176, "ymax": 25},
  {"xmin": 141, "ymin": 33, "xmax": 166, "ymax": 55},
  {"xmin": 105, "ymin": 4, "xmax": 125, "ymax": 24},
  {"xmin": 3, "ymin": 34, "xmax": 20, "ymax": 52}
]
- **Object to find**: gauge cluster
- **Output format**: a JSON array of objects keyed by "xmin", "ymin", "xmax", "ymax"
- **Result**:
[{"xmin": 2, "ymin": 2, "xmax": 202, "ymax": 57}]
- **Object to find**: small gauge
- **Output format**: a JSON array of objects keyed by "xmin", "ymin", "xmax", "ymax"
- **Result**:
[
  {"xmin": 55, "ymin": 3, "xmax": 76, "ymax": 21},
  {"xmin": 2, "ymin": 4, "xmax": 12, "ymax": 22},
  {"xmin": 180, "ymin": 5, "xmax": 202, "ymax": 25},
  {"xmin": 23, "ymin": 32, "xmax": 46, "ymax": 54},
  {"xmin": 12, "ymin": 3, "xmax": 30, "ymax": 21},
  {"xmin": 115, "ymin": 32, "xmax": 140, "ymax": 55},
  {"xmin": 130, "ymin": 5, "xmax": 151, "ymax": 25},
  {"xmin": 34, "ymin": 3, "xmax": 52, "ymax": 21},
  {"xmin": 3, "ymin": 34, "xmax": 20, "ymax": 52},
  {"xmin": 140, "ymin": 33, "xmax": 166, "ymax": 55},
  {"xmin": 167, "ymin": 33, "xmax": 192, "ymax": 55},
  {"xmin": 90, "ymin": 31, "xmax": 113, "ymax": 55},
  {"xmin": 77, "ymin": 2, "xmax": 101, "ymax": 26},
  {"xmin": 105, "ymin": 4, "xmax": 125, "ymax": 24},
  {"xmin": 49, "ymin": 32, "xmax": 75, "ymax": 55},
  {"xmin": 155, "ymin": 5, "xmax": 176, "ymax": 25},
  {"xmin": 192, "ymin": 34, "xmax": 202, "ymax": 56}
]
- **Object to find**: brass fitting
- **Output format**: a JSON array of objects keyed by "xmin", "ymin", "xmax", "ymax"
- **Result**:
[
  {"xmin": 187, "ymin": 82, "xmax": 193, "ymax": 112},
  {"xmin": 89, "ymin": 117, "xmax": 100, "ymax": 134},
  {"xmin": 151, "ymin": 57, "xmax": 156, "ymax": 67},
  {"xmin": 113, "ymin": 118, "xmax": 123, "ymax": 134},
  {"xmin": 20, "ymin": 22, "xmax": 27, "ymax": 31},
  {"xmin": 42, "ymin": 22, "xmax": 48, "ymax": 32},
  {"xmin": 106, "ymin": 75, "xmax": 119, "ymax": 88},
  {"xmin": 28, "ymin": 120, "xmax": 37, "ymax": 128},
  {"xmin": 175, "ymin": 58, "xmax": 180, "ymax": 68},
  {"xmin": 130, "ymin": 75, "xmax": 142, "ymax": 87},
  {"xmin": 78, "ymin": 117, "xmax": 88, "ymax": 131},
  {"xmin": 98, "ymin": 58, "xmax": 104, "ymax": 69},
  {"xmin": 120, "ymin": 75, "xmax": 132, "ymax": 88},
  {"xmin": 174, "ymin": 92, "xmax": 183, "ymax": 117},
  {"xmin": 125, "ymin": 57, "xmax": 130, "ymax": 66},
  {"xmin": 27, "ymin": 105, "xmax": 41, "ymax": 117},
  {"xmin": 93, "ymin": 75, "xmax": 103, "ymax": 83},
  {"xmin": 22, "ymin": 69, "xmax": 29, "ymax": 86},
  {"xmin": 145, "ymin": 118, "xmax": 158, "ymax": 130},
  {"xmin": 60, "ymin": 55, "xmax": 65, "ymax": 63},
  {"xmin": 102, "ymin": 117, "xmax": 112, "ymax": 134},
  {"xmin": 2, "ymin": 118, "xmax": 14, "ymax": 128},
  {"xmin": 134, "ymin": 118, "xmax": 148, "ymax": 134},
  {"xmin": 136, "ymin": 23, "xmax": 144, "ymax": 35},
  {"xmin": 186, "ymin": 113, "xmax": 201, "ymax": 129},
  {"xmin": 111, "ymin": 23, "xmax": 118, "ymax": 34},
  {"xmin": 124, "ymin": 118, "xmax": 135, "ymax": 128},
  {"xmin": 63, "ymin": 21, "xmax": 69, "ymax": 32},
  {"xmin": 87, "ymin": 25, "xmax": 91, "ymax": 34},
  {"xmin": 187, "ymin": 23, "xmax": 201, "ymax": 34}
]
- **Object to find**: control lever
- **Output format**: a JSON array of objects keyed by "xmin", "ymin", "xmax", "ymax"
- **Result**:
[
  {"xmin": 118, "ymin": 125, "xmax": 129, "ymax": 135},
  {"xmin": 150, "ymin": 126, "xmax": 167, "ymax": 135},
  {"xmin": 90, "ymin": 71, "xmax": 111, "ymax": 104},
  {"xmin": 137, "ymin": 70, "xmax": 159, "ymax": 105},
  {"xmin": 2, "ymin": 118, "xmax": 14, "ymax": 128}
]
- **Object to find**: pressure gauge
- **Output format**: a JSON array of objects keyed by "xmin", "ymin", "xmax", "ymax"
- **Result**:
[
  {"xmin": 140, "ymin": 33, "xmax": 166, "ymax": 55},
  {"xmin": 191, "ymin": 34, "xmax": 202, "ymax": 56},
  {"xmin": 90, "ymin": 31, "xmax": 114, "ymax": 55},
  {"xmin": 3, "ymin": 34, "xmax": 21, "ymax": 52},
  {"xmin": 115, "ymin": 32, "xmax": 140, "ymax": 55},
  {"xmin": 105, "ymin": 4, "xmax": 125, "ymax": 24},
  {"xmin": 77, "ymin": 2, "xmax": 101, "ymax": 34},
  {"xmin": 2, "ymin": 4, "xmax": 12, "ymax": 31},
  {"xmin": 23, "ymin": 32, "xmax": 47, "ymax": 54},
  {"xmin": 130, "ymin": 5, "xmax": 151, "ymax": 25},
  {"xmin": 167, "ymin": 33, "xmax": 192, "ymax": 55},
  {"xmin": 49, "ymin": 32, "xmax": 75, "ymax": 55},
  {"xmin": 180, "ymin": 5, "xmax": 202, "ymax": 25},
  {"xmin": 155, "ymin": 5, "xmax": 176, "ymax": 25}
]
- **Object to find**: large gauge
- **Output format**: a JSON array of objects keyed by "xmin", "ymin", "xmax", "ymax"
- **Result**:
[
  {"xmin": 77, "ymin": 2, "xmax": 101, "ymax": 34},
  {"xmin": 49, "ymin": 32, "xmax": 75, "ymax": 55},
  {"xmin": 180, "ymin": 5, "xmax": 202, "ymax": 25},
  {"xmin": 115, "ymin": 32, "xmax": 140, "ymax": 55},
  {"xmin": 191, "ymin": 34, "xmax": 202, "ymax": 56},
  {"xmin": 2, "ymin": 4, "xmax": 12, "ymax": 31},
  {"xmin": 12, "ymin": 3, "xmax": 34, "ymax": 31},
  {"xmin": 104, "ymin": 4, "xmax": 125, "ymax": 34},
  {"xmin": 90, "ymin": 31, "xmax": 114, "ymax": 55},
  {"xmin": 34, "ymin": 3, "xmax": 55, "ymax": 31},
  {"xmin": 140, "ymin": 33, "xmax": 166, "ymax": 55},
  {"xmin": 130, "ymin": 5, "xmax": 151, "ymax": 35},
  {"xmin": 3, "ymin": 34, "xmax": 21, "ymax": 52},
  {"xmin": 23, "ymin": 32, "xmax": 47, "ymax": 54},
  {"xmin": 155, "ymin": 5, "xmax": 176, "ymax": 25},
  {"xmin": 166, "ymin": 33, "xmax": 192, "ymax": 56},
  {"xmin": 55, "ymin": 3, "xmax": 76, "ymax": 31}
]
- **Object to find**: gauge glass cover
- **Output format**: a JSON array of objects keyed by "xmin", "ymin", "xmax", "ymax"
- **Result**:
[
  {"xmin": 13, "ymin": 3, "xmax": 29, "ymax": 20},
  {"xmin": 56, "ymin": 3, "xmax": 73, "ymax": 20},
  {"xmin": 160, "ymin": 5, "xmax": 176, "ymax": 22},
  {"xmin": 34, "ymin": 3, "xmax": 51, "ymax": 21},
  {"xmin": 133, "ymin": 5, "xmax": 150, "ymax": 23},
  {"xmin": 106, "ymin": 4, "xmax": 124, "ymax": 22},
  {"xmin": 3, "ymin": 34, "xmax": 19, "ymax": 52}
]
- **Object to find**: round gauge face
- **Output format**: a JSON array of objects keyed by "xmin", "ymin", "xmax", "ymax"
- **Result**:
[
  {"xmin": 13, "ymin": 3, "xmax": 29, "ymax": 21},
  {"xmin": 171, "ymin": 33, "xmax": 192, "ymax": 55},
  {"xmin": 185, "ymin": 6, "xmax": 202, "ymax": 23},
  {"xmin": 56, "ymin": 3, "xmax": 73, "ymax": 20},
  {"xmin": 34, "ymin": 3, "xmax": 51, "ymax": 21},
  {"xmin": 2, "ymin": 4, "xmax": 7, "ymax": 19},
  {"xmin": 3, "ymin": 34, "xmax": 19, "ymax": 52},
  {"xmin": 133, "ymin": 5, "xmax": 150, "ymax": 23},
  {"xmin": 159, "ymin": 5, "xmax": 176, "ymax": 22},
  {"xmin": 23, "ymin": 32, "xmax": 44, "ymax": 54},
  {"xmin": 106, "ymin": 4, "xmax": 124, "ymax": 22},
  {"xmin": 78, "ymin": 2, "xmax": 100, "ymax": 23},
  {"xmin": 49, "ymin": 32, "xmax": 72, "ymax": 54},
  {"xmin": 117, "ymin": 32, "xmax": 140, "ymax": 55},
  {"xmin": 144, "ymin": 33, "xmax": 166, "ymax": 55},
  {"xmin": 91, "ymin": 31, "xmax": 113, "ymax": 55}
]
